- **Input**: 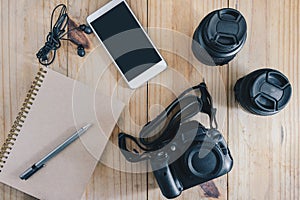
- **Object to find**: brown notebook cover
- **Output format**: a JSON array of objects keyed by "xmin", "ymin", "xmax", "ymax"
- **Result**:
[{"xmin": 0, "ymin": 67, "xmax": 124, "ymax": 200}]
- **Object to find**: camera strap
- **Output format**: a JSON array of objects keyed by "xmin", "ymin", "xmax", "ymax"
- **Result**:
[{"xmin": 118, "ymin": 82, "xmax": 218, "ymax": 162}]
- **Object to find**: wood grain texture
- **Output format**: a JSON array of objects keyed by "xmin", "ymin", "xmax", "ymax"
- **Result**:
[
  {"xmin": 0, "ymin": 0, "xmax": 299, "ymax": 200},
  {"xmin": 147, "ymin": 0, "xmax": 229, "ymax": 199},
  {"xmin": 0, "ymin": 0, "xmax": 67, "ymax": 199},
  {"xmin": 67, "ymin": 1, "xmax": 149, "ymax": 200},
  {"xmin": 228, "ymin": 0, "xmax": 300, "ymax": 200}
]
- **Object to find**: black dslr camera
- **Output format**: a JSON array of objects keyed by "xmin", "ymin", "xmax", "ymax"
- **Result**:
[
  {"xmin": 118, "ymin": 83, "xmax": 233, "ymax": 199},
  {"xmin": 150, "ymin": 121, "xmax": 232, "ymax": 198}
]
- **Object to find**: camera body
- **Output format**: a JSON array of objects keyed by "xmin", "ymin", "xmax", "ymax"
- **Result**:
[
  {"xmin": 118, "ymin": 82, "xmax": 233, "ymax": 199},
  {"xmin": 150, "ymin": 121, "xmax": 233, "ymax": 199}
]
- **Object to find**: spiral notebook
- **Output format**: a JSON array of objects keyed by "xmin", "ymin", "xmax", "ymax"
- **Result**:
[{"xmin": 0, "ymin": 67, "xmax": 124, "ymax": 200}]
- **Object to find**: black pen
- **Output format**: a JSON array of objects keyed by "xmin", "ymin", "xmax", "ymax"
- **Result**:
[{"xmin": 19, "ymin": 124, "xmax": 92, "ymax": 180}]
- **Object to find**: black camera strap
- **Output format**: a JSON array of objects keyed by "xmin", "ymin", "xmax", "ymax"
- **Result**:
[{"xmin": 118, "ymin": 82, "xmax": 218, "ymax": 162}]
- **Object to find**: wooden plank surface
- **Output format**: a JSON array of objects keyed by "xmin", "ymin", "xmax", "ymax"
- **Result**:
[
  {"xmin": 0, "ymin": 0, "xmax": 299, "ymax": 200},
  {"xmin": 228, "ymin": 0, "xmax": 300, "ymax": 200},
  {"xmin": 0, "ymin": 0, "xmax": 67, "ymax": 199},
  {"xmin": 147, "ymin": 0, "xmax": 229, "ymax": 199},
  {"xmin": 66, "ymin": 1, "xmax": 149, "ymax": 199}
]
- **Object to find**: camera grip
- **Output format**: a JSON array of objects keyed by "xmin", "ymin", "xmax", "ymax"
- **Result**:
[{"xmin": 152, "ymin": 165, "xmax": 182, "ymax": 199}]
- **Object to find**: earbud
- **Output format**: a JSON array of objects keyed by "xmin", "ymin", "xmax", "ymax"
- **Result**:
[
  {"xmin": 36, "ymin": 4, "xmax": 93, "ymax": 66},
  {"xmin": 79, "ymin": 24, "xmax": 92, "ymax": 34},
  {"xmin": 73, "ymin": 24, "xmax": 90, "ymax": 57},
  {"xmin": 77, "ymin": 45, "xmax": 85, "ymax": 57},
  {"xmin": 67, "ymin": 24, "xmax": 91, "ymax": 57}
]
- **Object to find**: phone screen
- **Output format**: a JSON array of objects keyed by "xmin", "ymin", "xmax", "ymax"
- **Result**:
[{"xmin": 90, "ymin": 2, "xmax": 162, "ymax": 81}]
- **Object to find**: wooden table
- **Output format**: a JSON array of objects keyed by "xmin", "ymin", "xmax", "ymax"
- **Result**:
[{"xmin": 0, "ymin": 0, "xmax": 299, "ymax": 199}]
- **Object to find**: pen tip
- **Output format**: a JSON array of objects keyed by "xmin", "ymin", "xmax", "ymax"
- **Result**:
[{"xmin": 83, "ymin": 123, "xmax": 93, "ymax": 130}]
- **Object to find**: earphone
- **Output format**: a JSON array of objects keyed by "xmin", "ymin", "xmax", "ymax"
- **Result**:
[
  {"xmin": 79, "ymin": 24, "xmax": 92, "ymax": 34},
  {"xmin": 77, "ymin": 45, "xmax": 85, "ymax": 57},
  {"xmin": 36, "ymin": 4, "xmax": 92, "ymax": 66},
  {"xmin": 63, "ymin": 24, "xmax": 92, "ymax": 57}
]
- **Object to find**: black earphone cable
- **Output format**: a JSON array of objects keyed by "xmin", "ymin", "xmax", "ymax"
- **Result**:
[
  {"xmin": 36, "ymin": 4, "xmax": 88, "ymax": 66},
  {"xmin": 61, "ymin": 38, "xmax": 80, "ymax": 46},
  {"xmin": 36, "ymin": 4, "xmax": 68, "ymax": 66}
]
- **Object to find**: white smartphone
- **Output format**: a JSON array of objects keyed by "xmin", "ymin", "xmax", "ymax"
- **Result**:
[{"xmin": 87, "ymin": 0, "xmax": 167, "ymax": 89}]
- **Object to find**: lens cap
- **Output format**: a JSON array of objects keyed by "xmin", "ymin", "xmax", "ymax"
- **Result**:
[
  {"xmin": 234, "ymin": 68, "xmax": 292, "ymax": 116},
  {"xmin": 192, "ymin": 8, "xmax": 247, "ymax": 66},
  {"xmin": 187, "ymin": 145, "xmax": 222, "ymax": 178}
]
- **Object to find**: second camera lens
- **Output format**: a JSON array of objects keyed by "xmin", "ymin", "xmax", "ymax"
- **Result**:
[{"xmin": 192, "ymin": 8, "xmax": 247, "ymax": 66}]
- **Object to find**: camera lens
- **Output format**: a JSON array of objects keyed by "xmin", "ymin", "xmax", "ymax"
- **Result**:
[
  {"xmin": 187, "ymin": 145, "xmax": 222, "ymax": 178},
  {"xmin": 192, "ymin": 8, "xmax": 247, "ymax": 66},
  {"xmin": 234, "ymin": 68, "xmax": 292, "ymax": 115}
]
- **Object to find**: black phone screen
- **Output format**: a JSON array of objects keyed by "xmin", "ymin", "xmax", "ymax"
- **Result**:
[{"xmin": 90, "ymin": 2, "xmax": 162, "ymax": 81}]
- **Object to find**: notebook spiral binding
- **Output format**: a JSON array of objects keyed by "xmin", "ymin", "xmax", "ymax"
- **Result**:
[{"xmin": 0, "ymin": 67, "xmax": 47, "ymax": 172}]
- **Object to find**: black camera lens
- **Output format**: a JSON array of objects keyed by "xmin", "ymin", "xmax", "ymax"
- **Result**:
[
  {"xmin": 187, "ymin": 145, "xmax": 222, "ymax": 178},
  {"xmin": 192, "ymin": 8, "xmax": 247, "ymax": 66},
  {"xmin": 234, "ymin": 68, "xmax": 292, "ymax": 116}
]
